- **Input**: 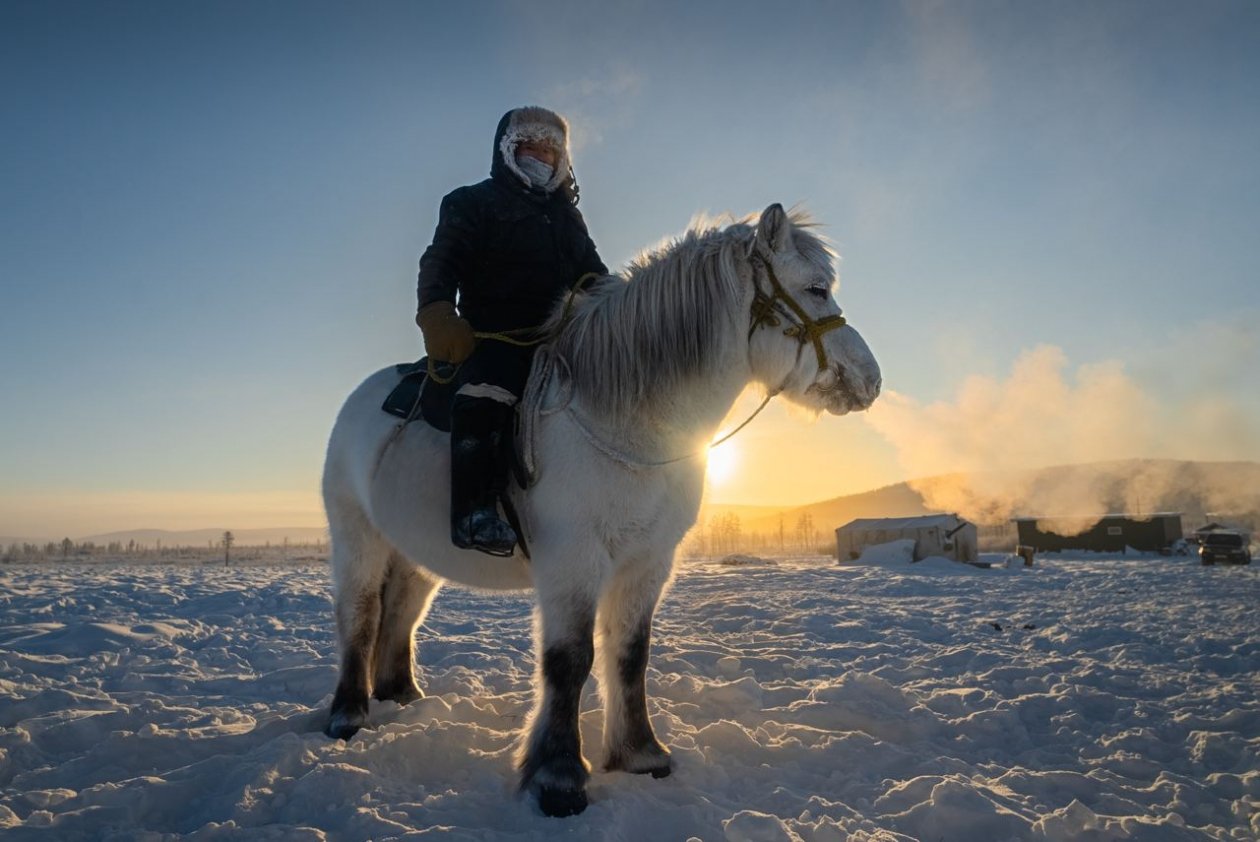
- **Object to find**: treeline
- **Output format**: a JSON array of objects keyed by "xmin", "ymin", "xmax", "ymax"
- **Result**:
[
  {"xmin": 2, "ymin": 536, "xmax": 327, "ymax": 563},
  {"xmin": 681, "ymin": 512, "xmax": 832, "ymax": 558},
  {"xmin": 4, "ymin": 537, "xmax": 149, "ymax": 561}
]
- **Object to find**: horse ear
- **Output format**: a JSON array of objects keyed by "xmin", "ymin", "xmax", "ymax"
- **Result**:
[{"xmin": 756, "ymin": 203, "xmax": 792, "ymax": 254}]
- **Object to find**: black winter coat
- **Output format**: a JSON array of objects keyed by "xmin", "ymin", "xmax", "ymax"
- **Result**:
[{"xmin": 417, "ymin": 115, "xmax": 607, "ymax": 335}]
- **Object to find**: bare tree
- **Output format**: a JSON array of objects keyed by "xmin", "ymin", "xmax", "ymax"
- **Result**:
[
  {"xmin": 709, "ymin": 513, "xmax": 744, "ymax": 556},
  {"xmin": 222, "ymin": 531, "xmax": 235, "ymax": 567},
  {"xmin": 795, "ymin": 512, "xmax": 815, "ymax": 551}
]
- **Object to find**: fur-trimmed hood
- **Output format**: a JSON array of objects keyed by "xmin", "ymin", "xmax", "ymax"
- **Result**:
[{"xmin": 490, "ymin": 106, "xmax": 577, "ymax": 202}]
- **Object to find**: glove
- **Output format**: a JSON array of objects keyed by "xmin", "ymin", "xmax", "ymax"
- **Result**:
[{"xmin": 416, "ymin": 301, "xmax": 475, "ymax": 364}]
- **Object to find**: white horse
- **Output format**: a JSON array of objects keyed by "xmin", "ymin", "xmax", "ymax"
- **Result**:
[{"xmin": 321, "ymin": 204, "xmax": 881, "ymax": 817}]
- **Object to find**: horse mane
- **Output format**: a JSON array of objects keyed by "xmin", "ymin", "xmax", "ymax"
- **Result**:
[{"xmin": 534, "ymin": 210, "xmax": 834, "ymax": 421}]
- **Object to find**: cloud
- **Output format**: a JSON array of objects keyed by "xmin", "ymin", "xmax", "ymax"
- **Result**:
[{"xmin": 903, "ymin": 1, "xmax": 993, "ymax": 112}]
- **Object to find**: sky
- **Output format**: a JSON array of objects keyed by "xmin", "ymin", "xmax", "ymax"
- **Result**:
[{"xmin": 2, "ymin": 0, "xmax": 1259, "ymax": 539}]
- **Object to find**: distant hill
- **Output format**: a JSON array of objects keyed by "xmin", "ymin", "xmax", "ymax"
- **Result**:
[
  {"xmin": 707, "ymin": 482, "xmax": 933, "ymax": 537},
  {"xmin": 8, "ymin": 459, "xmax": 1255, "ymax": 550}
]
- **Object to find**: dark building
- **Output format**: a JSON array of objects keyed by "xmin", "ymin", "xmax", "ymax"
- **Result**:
[{"xmin": 1012, "ymin": 513, "xmax": 1183, "ymax": 553}]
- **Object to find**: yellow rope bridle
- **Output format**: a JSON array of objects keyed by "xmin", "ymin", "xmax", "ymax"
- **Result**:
[{"xmin": 747, "ymin": 251, "xmax": 847, "ymax": 372}]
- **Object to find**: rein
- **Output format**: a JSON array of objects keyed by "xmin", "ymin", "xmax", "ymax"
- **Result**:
[
  {"xmin": 555, "ymin": 388, "xmax": 776, "ymax": 471},
  {"xmin": 425, "ymin": 272, "xmax": 603, "ymax": 385}
]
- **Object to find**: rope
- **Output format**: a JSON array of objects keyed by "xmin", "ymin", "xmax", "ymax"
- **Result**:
[
  {"xmin": 425, "ymin": 272, "xmax": 603, "ymax": 385},
  {"xmin": 560, "ymin": 394, "xmax": 777, "ymax": 471},
  {"xmin": 522, "ymin": 346, "xmax": 781, "ymax": 472},
  {"xmin": 707, "ymin": 390, "xmax": 775, "ymax": 450}
]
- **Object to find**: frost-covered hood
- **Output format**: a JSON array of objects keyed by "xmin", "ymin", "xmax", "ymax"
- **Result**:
[{"xmin": 490, "ymin": 106, "xmax": 573, "ymax": 198}]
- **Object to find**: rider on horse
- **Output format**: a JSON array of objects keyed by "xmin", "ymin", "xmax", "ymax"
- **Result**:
[{"xmin": 416, "ymin": 106, "xmax": 607, "ymax": 557}]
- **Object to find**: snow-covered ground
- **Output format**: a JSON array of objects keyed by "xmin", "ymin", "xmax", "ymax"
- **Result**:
[{"xmin": 1, "ymin": 553, "xmax": 1255, "ymax": 841}]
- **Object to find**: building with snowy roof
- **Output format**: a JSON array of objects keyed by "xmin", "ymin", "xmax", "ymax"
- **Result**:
[
  {"xmin": 835, "ymin": 513, "xmax": 977, "ymax": 563},
  {"xmin": 1012, "ymin": 513, "xmax": 1183, "ymax": 553}
]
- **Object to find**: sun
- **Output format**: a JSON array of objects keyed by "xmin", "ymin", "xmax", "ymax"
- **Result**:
[{"xmin": 705, "ymin": 442, "xmax": 739, "ymax": 487}]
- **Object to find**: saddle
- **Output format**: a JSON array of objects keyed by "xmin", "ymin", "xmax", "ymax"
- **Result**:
[{"xmin": 381, "ymin": 358, "xmax": 457, "ymax": 431}]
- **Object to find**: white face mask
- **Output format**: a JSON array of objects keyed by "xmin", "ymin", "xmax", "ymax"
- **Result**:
[{"xmin": 515, "ymin": 154, "xmax": 555, "ymax": 188}]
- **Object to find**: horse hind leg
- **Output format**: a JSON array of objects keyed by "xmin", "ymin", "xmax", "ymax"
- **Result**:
[
  {"xmin": 597, "ymin": 562, "xmax": 673, "ymax": 777},
  {"xmin": 325, "ymin": 499, "xmax": 390, "ymax": 740},
  {"xmin": 372, "ymin": 552, "xmax": 440, "ymax": 704}
]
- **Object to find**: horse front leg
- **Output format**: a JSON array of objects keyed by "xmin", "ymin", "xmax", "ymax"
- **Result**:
[
  {"xmin": 598, "ymin": 561, "xmax": 672, "ymax": 777},
  {"xmin": 518, "ymin": 585, "xmax": 597, "ymax": 817}
]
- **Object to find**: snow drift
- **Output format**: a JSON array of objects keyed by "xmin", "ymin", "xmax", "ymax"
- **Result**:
[{"xmin": 0, "ymin": 555, "xmax": 1255, "ymax": 839}]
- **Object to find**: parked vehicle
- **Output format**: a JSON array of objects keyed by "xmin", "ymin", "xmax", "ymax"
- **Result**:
[{"xmin": 1199, "ymin": 531, "xmax": 1251, "ymax": 565}]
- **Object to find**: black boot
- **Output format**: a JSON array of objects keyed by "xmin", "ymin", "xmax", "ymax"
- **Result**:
[{"xmin": 449, "ymin": 397, "xmax": 518, "ymax": 556}]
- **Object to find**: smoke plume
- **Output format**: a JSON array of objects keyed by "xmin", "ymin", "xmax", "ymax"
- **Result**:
[{"xmin": 864, "ymin": 336, "xmax": 1260, "ymax": 532}]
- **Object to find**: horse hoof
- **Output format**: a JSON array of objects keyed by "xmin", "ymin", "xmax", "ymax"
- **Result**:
[
  {"xmin": 373, "ymin": 684, "xmax": 423, "ymax": 705},
  {"xmin": 622, "ymin": 759, "xmax": 672, "ymax": 778},
  {"xmin": 606, "ymin": 745, "xmax": 672, "ymax": 778},
  {"xmin": 324, "ymin": 711, "xmax": 365, "ymax": 741},
  {"xmin": 391, "ymin": 687, "xmax": 423, "ymax": 705},
  {"xmin": 522, "ymin": 756, "xmax": 590, "ymax": 817},
  {"xmin": 538, "ymin": 785, "xmax": 588, "ymax": 818}
]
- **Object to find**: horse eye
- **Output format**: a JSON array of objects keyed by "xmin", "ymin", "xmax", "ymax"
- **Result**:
[{"xmin": 806, "ymin": 285, "xmax": 829, "ymax": 300}]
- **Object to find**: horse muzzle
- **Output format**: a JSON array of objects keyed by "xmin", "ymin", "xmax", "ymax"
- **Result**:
[{"xmin": 812, "ymin": 362, "xmax": 881, "ymax": 415}]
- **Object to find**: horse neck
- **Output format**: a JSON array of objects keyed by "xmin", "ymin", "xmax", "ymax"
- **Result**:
[
  {"xmin": 560, "ymin": 247, "xmax": 755, "ymax": 451},
  {"xmin": 628, "ymin": 338, "xmax": 752, "ymax": 450}
]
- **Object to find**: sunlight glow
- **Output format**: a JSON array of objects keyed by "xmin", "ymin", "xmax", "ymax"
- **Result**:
[{"xmin": 705, "ymin": 443, "xmax": 739, "ymax": 487}]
